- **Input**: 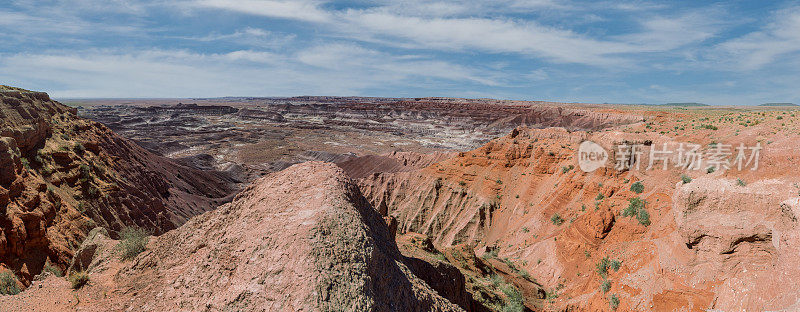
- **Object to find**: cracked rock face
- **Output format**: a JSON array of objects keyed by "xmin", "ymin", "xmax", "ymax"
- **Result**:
[{"xmin": 673, "ymin": 177, "xmax": 800, "ymax": 310}]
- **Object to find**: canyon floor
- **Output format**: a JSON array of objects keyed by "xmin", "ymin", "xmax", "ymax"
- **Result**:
[{"xmin": 3, "ymin": 87, "xmax": 800, "ymax": 311}]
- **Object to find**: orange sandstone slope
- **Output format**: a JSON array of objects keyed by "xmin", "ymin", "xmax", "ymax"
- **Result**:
[
  {"xmin": 0, "ymin": 162, "xmax": 474, "ymax": 312},
  {"xmin": 0, "ymin": 86, "xmax": 237, "ymax": 285},
  {"xmin": 355, "ymin": 117, "xmax": 800, "ymax": 311}
]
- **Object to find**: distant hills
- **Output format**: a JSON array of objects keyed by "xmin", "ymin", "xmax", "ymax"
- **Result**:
[
  {"xmin": 660, "ymin": 102, "xmax": 710, "ymax": 107},
  {"xmin": 759, "ymin": 102, "xmax": 798, "ymax": 107}
]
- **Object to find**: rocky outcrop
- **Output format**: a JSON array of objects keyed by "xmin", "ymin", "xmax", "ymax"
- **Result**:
[
  {"xmin": 0, "ymin": 86, "xmax": 238, "ymax": 286},
  {"xmin": 673, "ymin": 178, "xmax": 800, "ymax": 310},
  {"xmin": 337, "ymin": 151, "xmax": 455, "ymax": 179},
  {"xmin": 95, "ymin": 162, "xmax": 466, "ymax": 311},
  {"xmin": 66, "ymin": 227, "xmax": 113, "ymax": 274}
]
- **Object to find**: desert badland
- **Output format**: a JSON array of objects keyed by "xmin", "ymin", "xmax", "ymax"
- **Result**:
[
  {"xmin": 4, "ymin": 1, "xmax": 800, "ymax": 311},
  {"xmin": 2, "ymin": 84, "xmax": 800, "ymax": 311}
]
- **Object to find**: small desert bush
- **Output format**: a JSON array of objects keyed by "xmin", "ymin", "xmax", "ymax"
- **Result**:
[
  {"xmin": 736, "ymin": 178, "xmax": 746, "ymax": 187},
  {"xmin": 500, "ymin": 283, "xmax": 524, "ymax": 312},
  {"xmin": 43, "ymin": 263, "xmax": 63, "ymax": 277},
  {"xmin": 596, "ymin": 256, "xmax": 621, "ymax": 277},
  {"xmin": 622, "ymin": 198, "xmax": 644, "ymax": 217},
  {"xmin": 600, "ymin": 279, "xmax": 611, "ymax": 293},
  {"xmin": 482, "ymin": 249, "xmax": 498, "ymax": 260},
  {"xmin": 73, "ymin": 143, "xmax": 86, "ymax": 154},
  {"xmin": 551, "ymin": 213, "xmax": 564, "ymax": 226},
  {"xmin": 623, "ymin": 197, "xmax": 650, "ymax": 226},
  {"xmin": 0, "ymin": 271, "xmax": 20, "ymax": 295},
  {"xmin": 609, "ymin": 294, "xmax": 620, "ymax": 310},
  {"xmin": 595, "ymin": 193, "xmax": 605, "ymax": 200},
  {"xmin": 706, "ymin": 166, "xmax": 715, "ymax": 174},
  {"xmin": 681, "ymin": 174, "xmax": 692, "ymax": 184},
  {"xmin": 636, "ymin": 209, "xmax": 651, "ymax": 226},
  {"xmin": 630, "ymin": 181, "xmax": 644, "ymax": 194},
  {"xmin": 117, "ymin": 227, "xmax": 149, "ymax": 260},
  {"xmin": 69, "ymin": 271, "xmax": 90, "ymax": 289},
  {"xmin": 701, "ymin": 124, "xmax": 718, "ymax": 130}
]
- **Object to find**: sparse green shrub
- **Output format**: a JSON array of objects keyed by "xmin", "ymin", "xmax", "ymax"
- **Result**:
[
  {"xmin": 79, "ymin": 164, "xmax": 91, "ymax": 176},
  {"xmin": 482, "ymin": 249, "xmax": 498, "ymax": 260},
  {"xmin": 706, "ymin": 166, "xmax": 715, "ymax": 174},
  {"xmin": 595, "ymin": 193, "xmax": 605, "ymax": 200},
  {"xmin": 737, "ymin": 178, "xmax": 746, "ymax": 187},
  {"xmin": 636, "ymin": 209, "xmax": 651, "ymax": 226},
  {"xmin": 43, "ymin": 263, "xmax": 63, "ymax": 277},
  {"xmin": 623, "ymin": 197, "xmax": 644, "ymax": 217},
  {"xmin": 551, "ymin": 213, "xmax": 564, "ymax": 226},
  {"xmin": 117, "ymin": 227, "xmax": 149, "ymax": 260},
  {"xmin": 73, "ymin": 143, "xmax": 85, "ymax": 154},
  {"xmin": 490, "ymin": 274, "xmax": 504, "ymax": 288},
  {"xmin": 86, "ymin": 185, "xmax": 99, "ymax": 198},
  {"xmin": 0, "ymin": 272, "xmax": 20, "ymax": 295},
  {"xmin": 681, "ymin": 174, "xmax": 692, "ymax": 184},
  {"xmin": 42, "ymin": 263, "xmax": 64, "ymax": 277},
  {"xmin": 701, "ymin": 124, "xmax": 718, "ymax": 130},
  {"xmin": 69, "ymin": 271, "xmax": 89, "ymax": 289},
  {"xmin": 623, "ymin": 197, "xmax": 650, "ymax": 226},
  {"xmin": 630, "ymin": 181, "xmax": 644, "ymax": 194},
  {"xmin": 500, "ymin": 283, "xmax": 524, "ymax": 312},
  {"xmin": 609, "ymin": 294, "xmax": 620, "ymax": 310},
  {"xmin": 519, "ymin": 269, "xmax": 533, "ymax": 282},
  {"xmin": 496, "ymin": 179, "xmax": 503, "ymax": 185},
  {"xmin": 600, "ymin": 279, "xmax": 611, "ymax": 293},
  {"xmin": 20, "ymin": 157, "xmax": 30, "ymax": 170},
  {"xmin": 561, "ymin": 165, "xmax": 574, "ymax": 173},
  {"xmin": 596, "ymin": 256, "xmax": 622, "ymax": 277}
]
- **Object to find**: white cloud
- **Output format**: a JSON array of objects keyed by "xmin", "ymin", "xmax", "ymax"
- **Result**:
[
  {"xmin": 183, "ymin": 1, "xmax": 724, "ymax": 67},
  {"xmin": 192, "ymin": 0, "xmax": 332, "ymax": 22},
  {"xmin": 717, "ymin": 6, "xmax": 800, "ymax": 69},
  {"xmin": 296, "ymin": 43, "xmax": 498, "ymax": 85},
  {"xmin": 0, "ymin": 45, "xmax": 500, "ymax": 98},
  {"xmin": 616, "ymin": 10, "xmax": 722, "ymax": 52},
  {"xmin": 341, "ymin": 11, "xmax": 638, "ymax": 66}
]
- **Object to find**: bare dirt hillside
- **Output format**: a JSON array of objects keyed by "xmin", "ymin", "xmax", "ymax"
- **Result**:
[
  {"xmin": 0, "ymin": 162, "xmax": 475, "ymax": 311},
  {"xmin": 0, "ymin": 86, "xmax": 237, "ymax": 287},
  {"xmin": 357, "ymin": 118, "xmax": 800, "ymax": 311}
]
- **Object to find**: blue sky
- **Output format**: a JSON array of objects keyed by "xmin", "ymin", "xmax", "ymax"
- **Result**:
[{"xmin": 1, "ymin": 0, "xmax": 799, "ymax": 105}]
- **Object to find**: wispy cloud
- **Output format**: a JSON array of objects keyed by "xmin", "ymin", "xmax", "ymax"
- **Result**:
[
  {"xmin": 184, "ymin": 1, "xmax": 725, "ymax": 67},
  {"xmin": 1, "ymin": 0, "xmax": 799, "ymax": 105},
  {"xmin": 0, "ymin": 45, "xmax": 500, "ymax": 98},
  {"xmin": 192, "ymin": 0, "xmax": 332, "ymax": 22},
  {"xmin": 716, "ymin": 5, "xmax": 800, "ymax": 70}
]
